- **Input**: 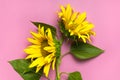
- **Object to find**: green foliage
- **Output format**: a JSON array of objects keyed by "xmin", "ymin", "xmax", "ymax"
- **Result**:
[
  {"xmin": 9, "ymin": 59, "xmax": 42, "ymax": 80},
  {"xmin": 68, "ymin": 71, "xmax": 82, "ymax": 80},
  {"xmin": 70, "ymin": 42, "xmax": 104, "ymax": 60}
]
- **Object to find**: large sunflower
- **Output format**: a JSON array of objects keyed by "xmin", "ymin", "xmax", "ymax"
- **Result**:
[
  {"xmin": 24, "ymin": 25, "xmax": 56, "ymax": 77},
  {"xmin": 58, "ymin": 4, "xmax": 95, "ymax": 43}
]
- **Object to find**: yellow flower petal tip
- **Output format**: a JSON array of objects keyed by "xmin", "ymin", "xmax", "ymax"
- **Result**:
[
  {"xmin": 24, "ymin": 25, "xmax": 56, "ymax": 77},
  {"xmin": 58, "ymin": 4, "xmax": 95, "ymax": 43}
]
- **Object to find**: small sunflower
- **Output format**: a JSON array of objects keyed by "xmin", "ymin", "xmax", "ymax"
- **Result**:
[
  {"xmin": 58, "ymin": 4, "xmax": 95, "ymax": 43},
  {"xmin": 24, "ymin": 25, "xmax": 57, "ymax": 77}
]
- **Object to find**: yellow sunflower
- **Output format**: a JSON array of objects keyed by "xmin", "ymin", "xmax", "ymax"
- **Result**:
[
  {"xmin": 24, "ymin": 25, "xmax": 56, "ymax": 77},
  {"xmin": 58, "ymin": 4, "xmax": 95, "ymax": 43}
]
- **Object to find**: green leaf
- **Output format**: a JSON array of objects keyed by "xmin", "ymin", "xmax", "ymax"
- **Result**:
[
  {"xmin": 32, "ymin": 22, "xmax": 56, "ymax": 37},
  {"xmin": 9, "ymin": 59, "xmax": 42, "ymax": 80},
  {"xmin": 70, "ymin": 42, "xmax": 104, "ymax": 60},
  {"xmin": 68, "ymin": 71, "xmax": 82, "ymax": 80}
]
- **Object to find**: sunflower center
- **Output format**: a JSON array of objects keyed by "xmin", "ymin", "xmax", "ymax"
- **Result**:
[{"xmin": 41, "ymin": 39, "xmax": 49, "ymax": 57}]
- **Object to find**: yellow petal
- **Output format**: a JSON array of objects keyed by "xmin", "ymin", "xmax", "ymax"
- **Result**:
[
  {"xmin": 30, "ymin": 31, "xmax": 41, "ymax": 39},
  {"xmin": 71, "ymin": 12, "xmax": 78, "ymax": 21},
  {"xmin": 75, "ymin": 12, "xmax": 86, "ymax": 24},
  {"xmin": 24, "ymin": 47, "xmax": 41, "ymax": 55},
  {"xmin": 38, "ymin": 24, "xmax": 41, "ymax": 33},
  {"xmin": 44, "ymin": 53, "xmax": 54, "ymax": 63},
  {"xmin": 78, "ymin": 34, "xmax": 81, "ymax": 38},
  {"xmin": 89, "ymin": 31, "xmax": 96, "ymax": 36},
  {"xmin": 40, "ymin": 26, "xmax": 45, "ymax": 36},
  {"xmin": 44, "ymin": 63, "xmax": 51, "ymax": 77},
  {"xmin": 52, "ymin": 58, "xmax": 56, "ymax": 70},
  {"xmin": 58, "ymin": 12, "xmax": 63, "ymax": 18},
  {"xmin": 87, "ymin": 37, "xmax": 92, "ymax": 43},
  {"xmin": 82, "ymin": 20, "xmax": 89, "ymax": 25},
  {"xmin": 27, "ymin": 38, "xmax": 40, "ymax": 45},
  {"xmin": 70, "ymin": 31, "xmax": 74, "ymax": 36},
  {"xmin": 60, "ymin": 5, "xmax": 65, "ymax": 14},
  {"xmin": 36, "ymin": 66, "xmax": 42, "ymax": 73},
  {"xmin": 25, "ymin": 53, "xmax": 42, "ymax": 59},
  {"xmin": 68, "ymin": 21, "xmax": 73, "ymax": 26},
  {"xmin": 48, "ymin": 40, "xmax": 55, "ymax": 46},
  {"xmin": 44, "ymin": 46, "xmax": 55, "ymax": 53},
  {"xmin": 74, "ymin": 25, "xmax": 81, "ymax": 33},
  {"xmin": 27, "ymin": 45, "xmax": 40, "ymax": 49},
  {"xmin": 29, "ymin": 57, "xmax": 44, "ymax": 68},
  {"xmin": 46, "ymin": 28, "xmax": 53, "ymax": 41},
  {"xmin": 80, "ymin": 24, "xmax": 94, "ymax": 32},
  {"xmin": 81, "ymin": 36, "xmax": 87, "ymax": 43},
  {"xmin": 66, "ymin": 4, "xmax": 72, "ymax": 21}
]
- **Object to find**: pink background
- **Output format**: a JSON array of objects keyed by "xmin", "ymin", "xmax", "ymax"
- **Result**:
[{"xmin": 0, "ymin": 0, "xmax": 120, "ymax": 80}]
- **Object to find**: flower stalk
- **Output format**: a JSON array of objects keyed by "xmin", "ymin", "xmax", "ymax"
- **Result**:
[{"xmin": 56, "ymin": 57, "xmax": 61, "ymax": 80}]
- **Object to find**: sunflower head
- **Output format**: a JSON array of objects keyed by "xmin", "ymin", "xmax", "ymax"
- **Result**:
[
  {"xmin": 58, "ymin": 4, "xmax": 95, "ymax": 43},
  {"xmin": 24, "ymin": 25, "xmax": 60, "ymax": 77}
]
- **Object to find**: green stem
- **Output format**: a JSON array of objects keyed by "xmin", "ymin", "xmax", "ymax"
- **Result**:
[
  {"xmin": 55, "ymin": 36, "xmax": 63, "ymax": 80},
  {"xmin": 60, "ymin": 52, "xmax": 70, "ymax": 59},
  {"xmin": 56, "ymin": 57, "xmax": 61, "ymax": 80}
]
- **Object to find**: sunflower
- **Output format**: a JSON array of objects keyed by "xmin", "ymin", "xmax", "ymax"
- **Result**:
[
  {"xmin": 58, "ymin": 4, "xmax": 95, "ymax": 43},
  {"xmin": 24, "ymin": 25, "xmax": 56, "ymax": 77}
]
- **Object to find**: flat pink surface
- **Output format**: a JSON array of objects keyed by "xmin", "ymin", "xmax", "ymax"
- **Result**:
[{"xmin": 0, "ymin": 0, "xmax": 120, "ymax": 80}]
